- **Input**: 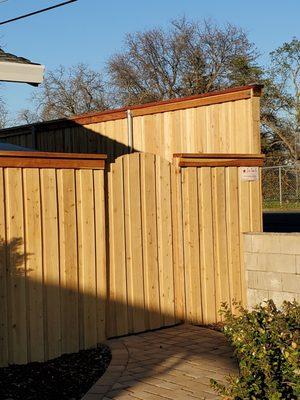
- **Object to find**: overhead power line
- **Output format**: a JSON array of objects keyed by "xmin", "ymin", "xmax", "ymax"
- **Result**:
[{"xmin": 0, "ymin": 0, "xmax": 78, "ymax": 26}]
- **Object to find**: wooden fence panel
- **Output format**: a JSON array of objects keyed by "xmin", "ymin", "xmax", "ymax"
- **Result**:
[
  {"xmin": 0, "ymin": 154, "xmax": 107, "ymax": 367},
  {"xmin": 0, "ymin": 151, "xmax": 263, "ymax": 366},
  {"xmin": 0, "ymin": 85, "xmax": 262, "ymax": 162},
  {"xmin": 180, "ymin": 165, "xmax": 262, "ymax": 324},
  {"xmin": 107, "ymin": 153, "xmax": 263, "ymax": 332}
]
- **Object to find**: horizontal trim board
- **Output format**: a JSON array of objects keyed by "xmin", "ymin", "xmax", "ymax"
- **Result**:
[
  {"xmin": 178, "ymin": 159, "xmax": 264, "ymax": 167},
  {"xmin": 173, "ymin": 153, "xmax": 265, "ymax": 159},
  {"xmin": 0, "ymin": 151, "xmax": 106, "ymax": 169},
  {"xmin": 131, "ymin": 90, "xmax": 252, "ymax": 117},
  {"xmin": 74, "ymin": 84, "xmax": 262, "ymax": 124},
  {"xmin": 0, "ymin": 84, "xmax": 263, "ymax": 134},
  {"xmin": 0, "ymin": 158, "xmax": 105, "ymax": 169}
]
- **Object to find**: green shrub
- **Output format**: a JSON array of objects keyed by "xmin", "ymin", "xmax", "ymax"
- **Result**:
[{"xmin": 211, "ymin": 300, "xmax": 300, "ymax": 400}]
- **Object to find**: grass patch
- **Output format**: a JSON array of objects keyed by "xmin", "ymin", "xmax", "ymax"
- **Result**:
[{"xmin": 263, "ymin": 200, "xmax": 300, "ymax": 210}]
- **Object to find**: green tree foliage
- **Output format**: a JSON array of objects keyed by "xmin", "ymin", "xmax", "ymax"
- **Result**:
[{"xmin": 262, "ymin": 38, "xmax": 300, "ymax": 165}]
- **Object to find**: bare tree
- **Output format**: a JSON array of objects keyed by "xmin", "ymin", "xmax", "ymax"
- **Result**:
[
  {"xmin": 107, "ymin": 18, "xmax": 261, "ymax": 106},
  {"xmin": 0, "ymin": 97, "xmax": 8, "ymax": 128},
  {"xmin": 261, "ymin": 38, "xmax": 300, "ymax": 165},
  {"xmin": 34, "ymin": 63, "xmax": 109, "ymax": 121},
  {"xmin": 17, "ymin": 108, "xmax": 39, "ymax": 125}
]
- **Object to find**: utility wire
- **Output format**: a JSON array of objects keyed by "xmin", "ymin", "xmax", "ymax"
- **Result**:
[{"xmin": 0, "ymin": 0, "xmax": 78, "ymax": 26}]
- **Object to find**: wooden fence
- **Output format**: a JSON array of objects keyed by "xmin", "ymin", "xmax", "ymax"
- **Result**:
[
  {"xmin": 0, "ymin": 85, "xmax": 262, "ymax": 161},
  {"xmin": 0, "ymin": 150, "xmax": 264, "ymax": 366},
  {"xmin": 0, "ymin": 152, "xmax": 107, "ymax": 366}
]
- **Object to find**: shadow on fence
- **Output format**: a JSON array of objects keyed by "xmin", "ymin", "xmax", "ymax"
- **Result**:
[
  {"xmin": 0, "ymin": 237, "xmax": 235, "ymax": 398},
  {"xmin": 0, "ymin": 121, "xmax": 135, "ymax": 163},
  {"xmin": 1, "ymin": 237, "xmax": 180, "ymax": 363}
]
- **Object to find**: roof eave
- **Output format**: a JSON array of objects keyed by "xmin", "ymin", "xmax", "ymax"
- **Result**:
[{"xmin": 0, "ymin": 61, "xmax": 45, "ymax": 85}]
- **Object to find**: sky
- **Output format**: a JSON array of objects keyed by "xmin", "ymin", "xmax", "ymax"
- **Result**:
[{"xmin": 0, "ymin": 0, "xmax": 300, "ymax": 126}]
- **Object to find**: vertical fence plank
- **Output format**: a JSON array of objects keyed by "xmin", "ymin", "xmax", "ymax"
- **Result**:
[
  {"xmin": 0, "ymin": 168, "xmax": 8, "ymax": 366},
  {"xmin": 94, "ymin": 169, "xmax": 107, "ymax": 342},
  {"xmin": 182, "ymin": 168, "xmax": 202, "ymax": 324},
  {"xmin": 107, "ymin": 166, "xmax": 116, "ymax": 337},
  {"xmin": 123, "ymin": 157, "xmax": 133, "ymax": 333},
  {"xmin": 57, "ymin": 169, "xmax": 79, "ymax": 354},
  {"xmin": 212, "ymin": 167, "xmax": 230, "ymax": 316},
  {"xmin": 109, "ymin": 160, "xmax": 128, "ymax": 336},
  {"xmin": 5, "ymin": 168, "xmax": 27, "ymax": 364},
  {"xmin": 171, "ymin": 167, "xmax": 185, "ymax": 322},
  {"xmin": 76, "ymin": 171, "xmax": 84, "ymax": 350},
  {"xmin": 250, "ymin": 177, "xmax": 263, "ymax": 232},
  {"xmin": 76, "ymin": 170, "xmax": 97, "ymax": 349},
  {"xmin": 198, "ymin": 168, "xmax": 216, "ymax": 324},
  {"xmin": 40, "ymin": 169, "xmax": 61, "ymax": 360},
  {"xmin": 123, "ymin": 154, "xmax": 146, "ymax": 333},
  {"xmin": 23, "ymin": 169, "xmax": 44, "ymax": 362},
  {"xmin": 156, "ymin": 156, "xmax": 175, "ymax": 326},
  {"xmin": 238, "ymin": 174, "xmax": 252, "ymax": 305},
  {"xmin": 141, "ymin": 153, "xmax": 161, "ymax": 329},
  {"xmin": 225, "ymin": 168, "xmax": 242, "ymax": 305}
]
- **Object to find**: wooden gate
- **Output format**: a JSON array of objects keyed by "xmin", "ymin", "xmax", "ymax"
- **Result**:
[
  {"xmin": 107, "ymin": 152, "xmax": 264, "ymax": 337},
  {"xmin": 107, "ymin": 153, "xmax": 182, "ymax": 337}
]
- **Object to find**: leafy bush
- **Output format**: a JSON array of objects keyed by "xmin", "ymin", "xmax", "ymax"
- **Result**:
[{"xmin": 211, "ymin": 300, "xmax": 300, "ymax": 400}]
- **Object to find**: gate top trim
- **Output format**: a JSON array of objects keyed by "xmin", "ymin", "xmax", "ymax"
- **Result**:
[
  {"xmin": 0, "ymin": 150, "xmax": 107, "ymax": 169},
  {"xmin": 174, "ymin": 153, "xmax": 265, "ymax": 167}
]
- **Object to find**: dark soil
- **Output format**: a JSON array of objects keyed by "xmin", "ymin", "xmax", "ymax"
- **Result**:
[{"xmin": 0, "ymin": 344, "xmax": 111, "ymax": 400}]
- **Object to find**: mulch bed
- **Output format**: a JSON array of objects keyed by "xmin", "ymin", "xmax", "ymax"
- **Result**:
[{"xmin": 0, "ymin": 344, "xmax": 111, "ymax": 400}]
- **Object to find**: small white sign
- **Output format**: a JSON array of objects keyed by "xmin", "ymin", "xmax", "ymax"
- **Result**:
[{"xmin": 240, "ymin": 166, "xmax": 259, "ymax": 181}]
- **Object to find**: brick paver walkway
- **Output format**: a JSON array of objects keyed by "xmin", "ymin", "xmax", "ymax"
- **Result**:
[{"xmin": 83, "ymin": 324, "xmax": 238, "ymax": 400}]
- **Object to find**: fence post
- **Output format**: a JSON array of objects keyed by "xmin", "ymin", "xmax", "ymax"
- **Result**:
[
  {"xmin": 296, "ymin": 166, "xmax": 299, "ymax": 200},
  {"xmin": 279, "ymin": 166, "xmax": 282, "ymax": 205}
]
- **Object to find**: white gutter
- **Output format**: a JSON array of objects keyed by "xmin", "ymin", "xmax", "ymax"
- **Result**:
[
  {"xmin": 0, "ymin": 61, "xmax": 45, "ymax": 85},
  {"xmin": 126, "ymin": 109, "xmax": 133, "ymax": 153}
]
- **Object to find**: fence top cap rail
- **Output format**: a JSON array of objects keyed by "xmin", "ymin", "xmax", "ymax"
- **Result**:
[
  {"xmin": 173, "ymin": 153, "xmax": 265, "ymax": 159},
  {"xmin": 174, "ymin": 152, "xmax": 265, "ymax": 167},
  {"xmin": 0, "ymin": 150, "xmax": 107, "ymax": 159},
  {"xmin": 0, "ymin": 84, "xmax": 263, "ymax": 134},
  {"xmin": 0, "ymin": 150, "xmax": 107, "ymax": 169}
]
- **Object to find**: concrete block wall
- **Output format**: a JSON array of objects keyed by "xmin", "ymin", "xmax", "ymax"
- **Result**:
[{"xmin": 244, "ymin": 233, "xmax": 300, "ymax": 308}]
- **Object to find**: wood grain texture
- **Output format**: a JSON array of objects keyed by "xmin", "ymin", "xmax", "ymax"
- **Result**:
[
  {"xmin": 0, "ymin": 168, "xmax": 8, "ymax": 366},
  {"xmin": 0, "ymin": 151, "xmax": 263, "ymax": 366},
  {"xmin": 23, "ymin": 169, "xmax": 44, "ymax": 362},
  {"xmin": 0, "ymin": 86, "xmax": 262, "ymax": 162},
  {"xmin": 5, "ymin": 168, "xmax": 27, "ymax": 364},
  {"xmin": 40, "ymin": 169, "xmax": 61, "ymax": 360},
  {"xmin": 0, "ymin": 85, "xmax": 261, "ymax": 133},
  {"xmin": 0, "ymin": 164, "xmax": 107, "ymax": 367}
]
